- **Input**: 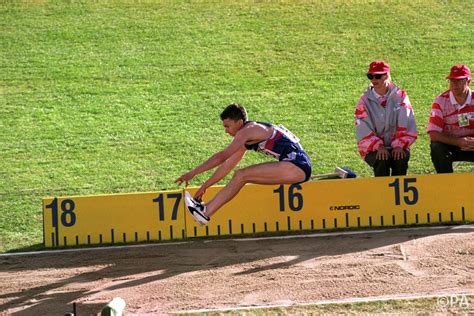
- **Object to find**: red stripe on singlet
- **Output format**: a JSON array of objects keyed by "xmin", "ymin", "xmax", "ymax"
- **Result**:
[{"xmin": 264, "ymin": 130, "xmax": 282, "ymax": 151}]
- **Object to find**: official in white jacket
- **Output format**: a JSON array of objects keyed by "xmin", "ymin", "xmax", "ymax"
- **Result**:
[{"xmin": 355, "ymin": 61, "xmax": 418, "ymax": 177}]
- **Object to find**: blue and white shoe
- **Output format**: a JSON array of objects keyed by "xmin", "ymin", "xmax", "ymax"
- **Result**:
[{"xmin": 184, "ymin": 191, "xmax": 210, "ymax": 225}]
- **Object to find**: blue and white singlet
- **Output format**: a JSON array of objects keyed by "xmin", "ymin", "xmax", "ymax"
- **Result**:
[{"xmin": 244, "ymin": 121, "xmax": 312, "ymax": 182}]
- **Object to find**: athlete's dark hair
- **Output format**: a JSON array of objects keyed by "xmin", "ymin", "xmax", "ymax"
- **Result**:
[{"xmin": 220, "ymin": 103, "xmax": 248, "ymax": 122}]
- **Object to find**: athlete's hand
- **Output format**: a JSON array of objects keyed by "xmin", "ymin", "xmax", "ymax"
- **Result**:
[
  {"xmin": 175, "ymin": 171, "xmax": 194, "ymax": 187},
  {"xmin": 392, "ymin": 147, "xmax": 406, "ymax": 160},
  {"xmin": 194, "ymin": 186, "xmax": 207, "ymax": 201},
  {"xmin": 376, "ymin": 146, "xmax": 390, "ymax": 160}
]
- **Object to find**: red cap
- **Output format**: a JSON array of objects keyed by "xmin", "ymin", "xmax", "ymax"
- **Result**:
[
  {"xmin": 446, "ymin": 64, "xmax": 471, "ymax": 79},
  {"xmin": 367, "ymin": 60, "xmax": 390, "ymax": 74}
]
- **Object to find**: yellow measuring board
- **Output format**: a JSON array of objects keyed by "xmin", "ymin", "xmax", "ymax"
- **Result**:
[
  {"xmin": 43, "ymin": 190, "xmax": 185, "ymax": 247},
  {"xmin": 43, "ymin": 173, "xmax": 473, "ymax": 247},
  {"xmin": 185, "ymin": 173, "xmax": 473, "ymax": 237}
]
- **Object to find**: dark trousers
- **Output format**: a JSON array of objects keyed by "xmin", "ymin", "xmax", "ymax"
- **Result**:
[
  {"xmin": 430, "ymin": 141, "xmax": 474, "ymax": 173},
  {"xmin": 365, "ymin": 149, "xmax": 410, "ymax": 177}
]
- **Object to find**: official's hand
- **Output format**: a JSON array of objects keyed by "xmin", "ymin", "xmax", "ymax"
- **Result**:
[
  {"xmin": 392, "ymin": 147, "xmax": 406, "ymax": 160},
  {"xmin": 175, "ymin": 171, "xmax": 194, "ymax": 187},
  {"xmin": 376, "ymin": 147, "xmax": 390, "ymax": 160},
  {"xmin": 459, "ymin": 137, "xmax": 474, "ymax": 151}
]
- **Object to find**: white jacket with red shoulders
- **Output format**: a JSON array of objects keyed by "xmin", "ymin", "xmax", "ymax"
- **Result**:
[{"xmin": 355, "ymin": 83, "xmax": 418, "ymax": 159}]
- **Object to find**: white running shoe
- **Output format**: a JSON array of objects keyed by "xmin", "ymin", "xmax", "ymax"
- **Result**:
[{"xmin": 184, "ymin": 191, "xmax": 210, "ymax": 225}]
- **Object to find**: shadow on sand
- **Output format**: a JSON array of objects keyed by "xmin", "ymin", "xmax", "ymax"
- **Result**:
[{"xmin": 1, "ymin": 225, "xmax": 472, "ymax": 315}]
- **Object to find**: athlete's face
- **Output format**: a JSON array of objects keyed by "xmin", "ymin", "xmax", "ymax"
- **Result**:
[{"xmin": 222, "ymin": 118, "xmax": 243, "ymax": 137}]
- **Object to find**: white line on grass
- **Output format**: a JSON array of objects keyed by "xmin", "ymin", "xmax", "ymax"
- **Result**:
[
  {"xmin": 174, "ymin": 292, "xmax": 474, "ymax": 314},
  {"xmin": 1, "ymin": 224, "xmax": 472, "ymax": 257}
]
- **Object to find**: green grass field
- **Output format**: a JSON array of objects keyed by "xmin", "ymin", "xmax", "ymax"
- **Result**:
[{"xmin": 1, "ymin": 0, "xmax": 473, "ymax": 252}]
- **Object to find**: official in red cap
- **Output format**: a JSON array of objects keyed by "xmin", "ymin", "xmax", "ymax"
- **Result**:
[
  {"xmin": 367, "ymin": 60, "xmax": 391, "ymax": 74},
  {"xmin": 446, "ymin": 64, "xmax": 471, "ymax": 79},
  {"xmin": 427, "ymin": 64, "xmax": 474, "ymax": 173},
  {"xmin": 355, "ymin": 61, "xmax": 418, "ymax": 177}
]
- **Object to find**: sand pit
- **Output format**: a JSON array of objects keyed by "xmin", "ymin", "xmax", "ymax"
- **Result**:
[{"xmin": 1, "ymin": 225, "xmax": 473, "ymax": 315}]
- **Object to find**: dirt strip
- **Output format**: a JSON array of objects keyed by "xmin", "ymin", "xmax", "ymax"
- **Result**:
[{"xmin": 1, "ymin": 226, "xmax": 473, "ymax": 315}]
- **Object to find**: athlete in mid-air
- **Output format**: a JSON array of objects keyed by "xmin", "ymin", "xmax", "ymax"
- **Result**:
[{"xmin": 176, "ymin": 103, "xmax": 312, "ymax": 225}]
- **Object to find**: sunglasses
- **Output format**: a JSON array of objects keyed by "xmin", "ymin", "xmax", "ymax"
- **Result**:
[{"xmin": 367, "ymin": 73, "xmax": 385, "ymax": 80}]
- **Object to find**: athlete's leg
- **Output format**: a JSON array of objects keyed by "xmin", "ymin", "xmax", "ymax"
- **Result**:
[{"xmin": 204, "ymin": 161, "xmax": 306, "ymax": 217}]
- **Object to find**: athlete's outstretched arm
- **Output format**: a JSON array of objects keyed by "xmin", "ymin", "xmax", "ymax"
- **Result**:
[
  {"xmin": 194, "ymin": 148, "xmax": 246, "ymax": 199},
  {"xmin": 175, "ymin": 131, "xmax": 248, "ymax": 186}
]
